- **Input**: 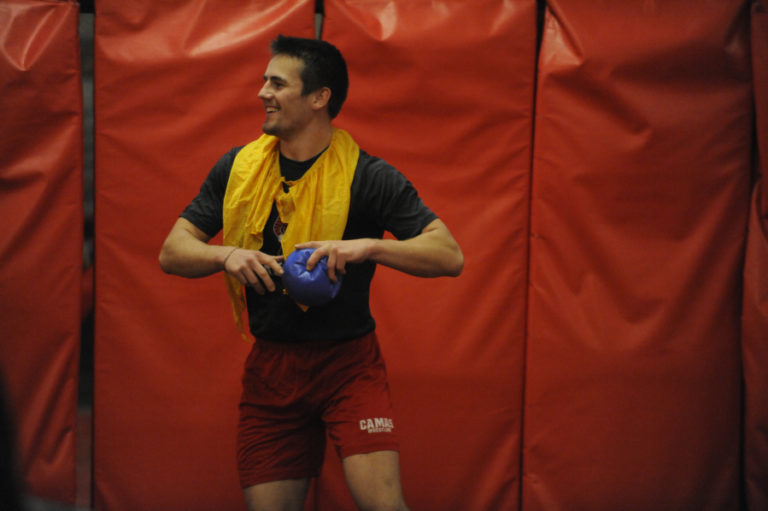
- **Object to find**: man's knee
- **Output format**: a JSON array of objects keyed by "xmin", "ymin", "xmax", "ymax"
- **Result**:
[
  {"xmin": 342, "ymin": 451, "xmax": 409, "ymax": 511},
  {"xmin": 242, "ymin": 478, "xmax": 310, "ymax": 511},
  {"xmin": 353, "ymin": 484, "xmax": 409, "ymax": 511},
  {"xmin": 357, "ymin": 501, "xmax": 409, "ymax": 511}
]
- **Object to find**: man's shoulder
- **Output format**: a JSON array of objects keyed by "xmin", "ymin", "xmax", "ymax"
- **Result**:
[
  {"xmin": 355, "ymin": 149, "xmax": 399, "ymax": 177},
  {"xmin": 209, "ymin": 145, "xmax": 246, "ymax": 180},
  {"xmin": 351, "ymin": 149, "xmax": 416, "ymax": 205},
  {"xmin": 223, "ymin": 145, "xmax": 246, "ymax": 164}
]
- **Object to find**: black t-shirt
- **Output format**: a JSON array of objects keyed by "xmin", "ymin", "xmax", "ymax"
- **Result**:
[{"xmin": 181, "ymin": 146, "xmax": 438, "ymax": 343}]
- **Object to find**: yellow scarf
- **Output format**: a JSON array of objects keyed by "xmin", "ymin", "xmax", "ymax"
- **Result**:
[{"xmin": 222, "ymin": 128, "xmax": 359, "ymax": 336}]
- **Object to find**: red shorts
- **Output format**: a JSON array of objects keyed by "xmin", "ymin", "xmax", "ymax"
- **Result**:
[{"xmin": 237, "ymin": 331, "xmax": 399, "ymax": 488}]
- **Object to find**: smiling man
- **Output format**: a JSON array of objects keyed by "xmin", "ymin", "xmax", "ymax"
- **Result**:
[{"xmin": 159, "ymin": 35, "xmax": 463, "ymax": 511}]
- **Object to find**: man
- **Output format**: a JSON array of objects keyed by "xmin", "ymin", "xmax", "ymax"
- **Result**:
[{"xmin": 159, "ymin": 35, "xmax": 463, "ymax": 511}]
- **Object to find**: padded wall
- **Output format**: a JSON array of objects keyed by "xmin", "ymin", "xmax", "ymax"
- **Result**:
[
  {"xmin": 316, "ymin": 1, "xmax": 537, "ymax": 509},
  {"xmin": 92, "ymin": 2, "xmax": 314, "ymax": 510},
  {"xmin": 744, "ymin": 1, "xmax": 768, "ymax": 509},
  {"xmin": 524, "ymin": 1, "xmax": 751, "ymax": 509},
  {"xmin": 0, "ymin": 0, "xmax": 82, "ymax": 504},
  {"xmin": 91, "ymin": 1, "xmax": 764, "ymax": 510}
]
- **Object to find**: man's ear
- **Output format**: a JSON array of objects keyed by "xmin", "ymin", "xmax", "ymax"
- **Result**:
[{"xmin": 311, "ymin": 87, "xmax": 331, "ymax": 112}]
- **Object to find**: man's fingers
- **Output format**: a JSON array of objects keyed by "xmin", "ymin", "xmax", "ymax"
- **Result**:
[
  {"xmin": 240, "ymin": 268, "xmax": 261, "ymax": 293},
  {"xmin": 238, "ymin": 270, "xmax": 264, "ymax": 295},
  {"xmin": 328, "ymin": 247, "xmax": 349, "ymax": 282},
  {"xmin": 252, "ymin": 265, "xmax": 276, "ymax": 293},
  {"xmin": 268, "ymin": 257, "xmax": 285, "ymax": 276},
  {"xmin": 304, "ymin": 248, "xmax": 327, "ymax": 272},
  {"xmin": 236, "ymin": 264, "xmax": 273, "ymax": 295},
  {"xmin": 225, "ymin": 249, "xmax": 284, "ymax": 293},
  {"xmin": 298, "ymin": 244, "xmax": 347, "ymax": 283},
  {"xmin": 326, "ymin": 249, "xmax": 337, "ymax": 282}
]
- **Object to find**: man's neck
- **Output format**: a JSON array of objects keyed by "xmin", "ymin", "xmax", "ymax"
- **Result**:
[{"xmin": 278, "ymin": 121, "xmax": 334, "ymax": 162}]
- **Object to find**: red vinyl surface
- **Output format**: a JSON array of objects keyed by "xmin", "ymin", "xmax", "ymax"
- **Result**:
[
  {"xmin": 316, "ymin": 1, "xmax": 538, "ymax": 509},
  {"xmin": 92, "ymin": 2, "xmax": 314, "ymax": 510},
  {"xmin": 0, "ymin": 0, "xmax": 82, "ymax": 504},
  {"xmin": 82, "ymin": 0, "xmax": 768, "ymax": 509},
  {"xmin": 743, "ymin": 1, "xmax": 768, "ymax": 509},
  {"xmin": 524, "ymin": 1, "xmax": 752, "ymax": 509}
]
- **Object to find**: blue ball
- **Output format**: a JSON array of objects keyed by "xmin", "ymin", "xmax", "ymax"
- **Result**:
[{"xmin": 282, "ymin": 248, "xmax": 342, "ymax": 307}]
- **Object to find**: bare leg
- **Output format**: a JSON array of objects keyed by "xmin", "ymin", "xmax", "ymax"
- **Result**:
[
  {"xmin": 243, "ymin": 478, "xmax": 311, "ymax": 511},
  {"xmin": 342, "ymin": 450, "xmax": 409, "ymax": 511}
]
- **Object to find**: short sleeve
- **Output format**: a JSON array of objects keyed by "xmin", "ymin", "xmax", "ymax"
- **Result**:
[
  {"xmin": 354, "ymin": 154, "xmax": 438, "ymax": 240},
  {"xmin": 180, "ymin": 146, "xmax": 241, "ymax": 237}
]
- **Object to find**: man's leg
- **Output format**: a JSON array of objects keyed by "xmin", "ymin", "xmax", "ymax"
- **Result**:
[
  {"xmin": 342, "ymin": 450, "xmax": 409, "ymax": 511},
  {"xmin": 243, "ymin": 478, "xmax": 311, "ymax": 511},
  {"xmin": 239, "ymin": 340, "xmax": 325, "ymax": 511}
]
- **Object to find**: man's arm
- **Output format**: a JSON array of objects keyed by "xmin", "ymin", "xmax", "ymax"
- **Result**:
[
  {"xmin": 159, "ymin": 217, "xmax": 283, "ymax": 294},
  {"xmin": 296, "ymin": 218, "xmax": 464, "ymax": 282}
]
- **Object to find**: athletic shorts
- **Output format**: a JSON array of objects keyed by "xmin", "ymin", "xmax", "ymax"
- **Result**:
[{"xmin": 237, "ymin": 331, "xmax": 399, "ymax": 488}]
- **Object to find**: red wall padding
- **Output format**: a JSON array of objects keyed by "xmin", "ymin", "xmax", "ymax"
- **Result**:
[
  {"xmin": 92, "ymin": 2, "xmax": 314, "ymax": 510},
  {"xmin": 743, "ymin": 1, "xmax": 768, "ymax": 509},
  {"xmin": 0, "ymin": 0, "xmax": 82, "ymax": 504},
  {"xmin": 91, "ymin": 1, "xmax": 765, "ymax": 510},
  {"xmin": 316, "ymin": 1, "xmax": 537, "ymax": 509},
  {"xmin": 525, "ymin": 1, "xmax": 752, "ymax": 509}
]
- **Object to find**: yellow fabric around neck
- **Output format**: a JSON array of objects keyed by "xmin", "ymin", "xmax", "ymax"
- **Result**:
[{"xmin": 222, "ymin": 128, "xmax": 359, "ymax": 337}]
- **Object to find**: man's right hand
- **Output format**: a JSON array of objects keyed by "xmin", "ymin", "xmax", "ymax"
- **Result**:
[
  {"xmin": 223, "ymin": 248, "xmax": 284, "ymax": 294},
  {"xmin": 159, "ymin": 218, "xmax": 284, "ymax": 290}
]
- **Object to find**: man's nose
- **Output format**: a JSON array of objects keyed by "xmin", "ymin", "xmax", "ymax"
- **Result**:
[{"xmin": 257, "ymin": 82, "xmax": 270, "ymax": 99}]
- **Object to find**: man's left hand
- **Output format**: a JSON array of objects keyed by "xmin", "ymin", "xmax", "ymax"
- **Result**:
[{"xmin": 294, "ymin": 239, "xmax": 375, "ymax": 283}]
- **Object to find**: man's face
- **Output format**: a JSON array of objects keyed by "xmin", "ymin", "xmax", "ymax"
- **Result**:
[{"xmin": 258, "ymin": 55, "xmax": 314, "ymax": 139}]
